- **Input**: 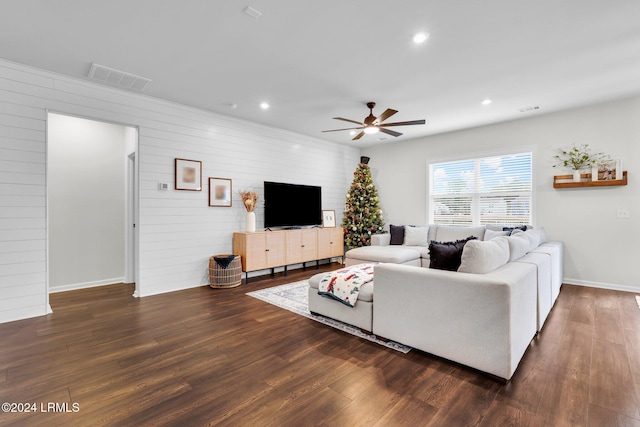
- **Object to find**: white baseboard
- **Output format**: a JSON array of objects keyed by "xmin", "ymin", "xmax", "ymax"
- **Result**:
[
  {"xmin": 49, "ymin": 277, "xmax": 126, "ymax": 293},
  {"xmin": 136, "ymin": 281, "xmax": 207, "ymax": 298},
  {"xmin": 563, "ymin": 277, "xmax": 640, "ymax": 294}
]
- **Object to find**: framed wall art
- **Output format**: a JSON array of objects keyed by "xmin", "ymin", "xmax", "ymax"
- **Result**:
[
  {"xmin": 175, "ymin": 158, "xmax": 202, "ymax": 191},
  {"xmin": 209, "ymin": 177, "xmax": 232, "ymax": 207},
  {"xmin": 322, "ymin": 210, "xmax": 336, "ymax": 228},
  {"xmin": 592, "ymin": 159, "xmax": 621, "ymax": 181}
]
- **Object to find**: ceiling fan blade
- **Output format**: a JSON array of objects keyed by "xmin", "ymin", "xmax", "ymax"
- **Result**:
[
  {"xmin": 352, "ymin": 131, "xmax": 365, "ymax": 141},
  {"xmin": 322, "ymin": 126, "xmax": 365, "ymax": 133},
  {"xmin": 334, "ymin": 117, "xmax": 364, "ymax": 126},
  {"xmin": 379, "ymin": 128, "xmax": 403, "ymax": 137},
  {"xmin": 376, "ymin": 108, "xmax": 398, "ymax": 124},
  {"xmin": 379, "ymin": 119, "xmax": 426, "ymax": 127}
]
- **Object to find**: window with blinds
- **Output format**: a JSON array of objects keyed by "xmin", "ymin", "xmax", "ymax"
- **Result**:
[{"xmin": 429, "ymin": 152, "xmax": 533, "ymax": 226}]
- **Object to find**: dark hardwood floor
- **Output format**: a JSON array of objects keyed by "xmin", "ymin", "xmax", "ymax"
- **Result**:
[{"xmin": 1, "ymin": 263, "xmax": 639, "ymax": 426}]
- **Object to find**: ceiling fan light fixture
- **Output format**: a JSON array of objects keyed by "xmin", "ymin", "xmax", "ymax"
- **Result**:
[{"xmin": 364, "ymin": 126, "xmax": 379, "ymax": 135}]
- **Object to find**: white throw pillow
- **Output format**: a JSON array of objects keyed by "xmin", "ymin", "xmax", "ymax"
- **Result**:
[
  {"xmin": 525, "ymin": 229, "xmax": 541, "ymax": 250},
  {"xmin": 484, "ymin": 229, "xmax": 510, "ymax": 241},
  {"xmin": 531, "ymin": 226, "xmax": 548, "ymax": 244},
  {"xmin": 458, "ymin": 237, "xmax": 510, "ymax": 274},
  {"xmin": 403, "ymin": 226, "xmax": 429, "ymax": 246},
  {"xmin": 507, "ymin": 232, "xmax": 530, "ymax": 261}
]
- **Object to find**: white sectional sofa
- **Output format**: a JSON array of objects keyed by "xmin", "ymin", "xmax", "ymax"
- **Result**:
[{"xmin": 307, "ymin": 224, "xmax": 563, "ymax": 381}]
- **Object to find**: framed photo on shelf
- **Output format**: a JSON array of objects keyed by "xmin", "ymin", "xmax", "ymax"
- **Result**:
[
  {"xmin": 175, "ymin": 158, "xmax": 202, "ymax": 191},
  {"xmin": 209, "ymin": 177, "xmax": 232, "ymax": 207},
  {"xmin": 322, "ymin": 210, "xmax": 336, "ymax": 228},
  {"xmin": 592, "ymin": 159, "xmax": 621, "ymax": 181}
]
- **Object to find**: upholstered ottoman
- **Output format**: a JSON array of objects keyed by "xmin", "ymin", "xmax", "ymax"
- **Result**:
[
  {"xmin": 345, "ymin": 246, "xmax": 421, "ymax": 267},
  {"xmin": 308, "ymin": 271, "xmax": 374, "ymax": 332}
]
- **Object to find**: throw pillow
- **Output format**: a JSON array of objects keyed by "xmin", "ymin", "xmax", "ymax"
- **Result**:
[
  {"xmin": 389, "ymin": 224, "xmax": 405, "ymax": 245},
  {"xmin": 458, "ymin": 236, "xmax": 510, "ymax": 274},
  {"xmin": 404, "ymin": 226, "xmax": 429, "ymax": 246},
  {"xmin": 429, "ymin": 236, "xmax": 477, "ymax": 271},
  {"xmin": 506, "ymin": 232, "xmax": 530, "ymax": 261},
  {"xmin": 484, "ymin": 229, "xmax": 510, "ymax": 240},
  {"xmin": 503, "ymin": 225, "xmax": 528, "ymax": 235},
  {"xmin": 532, "ymin": 226, "xmax": 548, "ymax": 244}
]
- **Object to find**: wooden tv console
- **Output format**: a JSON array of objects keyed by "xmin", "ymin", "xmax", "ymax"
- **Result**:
[{"xmin": 233, "ymin": 227, "xmax": 344, "ymax": 282}]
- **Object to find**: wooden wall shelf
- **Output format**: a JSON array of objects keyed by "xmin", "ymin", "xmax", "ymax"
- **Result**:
[{"xmin": 553, "ymin": 171, "xmax": 627, "ymax": 188}]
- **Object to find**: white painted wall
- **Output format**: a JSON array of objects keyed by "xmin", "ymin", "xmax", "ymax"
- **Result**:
[
  {"xmin": 48, "ymin": 113, "xmax": 130, "ymax": 291},
  {"xmin": 0, "ymin": 59, "xmax": 359, "ymax": 323},
  {"xmin": 362, "ymin": 96, "xmax": 640, "ymax": 291}
]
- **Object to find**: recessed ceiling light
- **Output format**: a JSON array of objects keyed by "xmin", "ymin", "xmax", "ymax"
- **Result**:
[
  {"xmin": 413, "ymin": 32, "xmax": 429, "ymax": 44},
  {"xmin": 260, "ymin": 102, "xmax": 270, "ymax": 110},
  {"xmin": 481, "ymin": 99, "xmax": 492, "ymax": 106}
]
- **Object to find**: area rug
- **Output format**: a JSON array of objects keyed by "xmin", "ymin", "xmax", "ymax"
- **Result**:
[{"xmin": 247, "ymin": 280, "xmax": 411, "ymax": 353}]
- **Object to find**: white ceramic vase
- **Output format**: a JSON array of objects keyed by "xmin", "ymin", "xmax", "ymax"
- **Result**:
[
  {"xmin": 572, "ymin": 170, "xmax": 581, "ymax": 182},
  {"xmin": 246, "ymin": 211, "xmax": 256, "ymax": 232}
]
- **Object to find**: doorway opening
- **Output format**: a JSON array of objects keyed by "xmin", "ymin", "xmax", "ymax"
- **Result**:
[{"xmin": 47, "ymin": 113, "xmax": 139, "ymax": 299}]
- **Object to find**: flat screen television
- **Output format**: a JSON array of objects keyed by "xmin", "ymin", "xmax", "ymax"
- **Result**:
[{"xmin": 264, "ymin": 181, "xmax": 322, "ymax": 228}]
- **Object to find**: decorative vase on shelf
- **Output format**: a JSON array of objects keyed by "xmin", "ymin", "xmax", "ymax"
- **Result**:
[
  {"xmin": 246, "ymin": 211, "xmax": 256, "ymax": 232},
  {"xmin": 572, "ymin": 170, "xmax": 581, "ymax": 182}
]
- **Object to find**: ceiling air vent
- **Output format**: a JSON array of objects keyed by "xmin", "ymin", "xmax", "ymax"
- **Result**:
[
  {"xmin": 88, "ymin": 63, "xmax": 152, "ymax": 91},
  {"xmin": 517, "ymin": 105, "xmax": 541, "ymax": 113},
  {"xmin": 243, "ymin": 6, "xmax": 262, "ymax": 19}
]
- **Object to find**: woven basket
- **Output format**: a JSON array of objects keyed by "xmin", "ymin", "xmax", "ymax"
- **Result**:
[{"xmin": 209, "ymin": 255, "xmax": 242, "ymax": 288}]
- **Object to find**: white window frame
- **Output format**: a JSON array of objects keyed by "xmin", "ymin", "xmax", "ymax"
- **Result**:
[{"xmin": 427, "ymin": 148, "xmax": 536, "ymax": 226}]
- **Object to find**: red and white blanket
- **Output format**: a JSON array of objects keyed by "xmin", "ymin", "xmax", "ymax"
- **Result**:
[{"xmin": 317, "ymin": 264, "xmax": 375, "ymax": 307}]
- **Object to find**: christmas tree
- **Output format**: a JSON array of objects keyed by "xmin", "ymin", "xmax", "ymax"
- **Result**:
[{"xmin": 342, "ymin": 159, "xmax": 385, "ymax": 248}]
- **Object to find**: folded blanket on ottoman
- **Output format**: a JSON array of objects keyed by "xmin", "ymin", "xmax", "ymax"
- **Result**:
[{"xmin": 318, "ymin": 264, "xmax": 375, "ymax": 307}]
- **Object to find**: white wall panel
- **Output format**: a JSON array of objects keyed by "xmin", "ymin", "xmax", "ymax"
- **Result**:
[{"xmin": 0, "ymin": 59, "xmax": 359, "ymax": 321}]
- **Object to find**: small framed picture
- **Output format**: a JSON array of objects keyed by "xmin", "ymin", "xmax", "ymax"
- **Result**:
[
  {"xmin": 322, "ymin": 210, "xmax": 336, "ymax": 228},
  {"xmin": 592, "ymin": 159, "xmax": 621, "ymax": 181},
  {"xmin": 209, "ymin": 178, "xmax": 232, "ymax": 207},
  {"xmin": 175, "ymin": 158, "xmax": 202, "ymax": 191}
]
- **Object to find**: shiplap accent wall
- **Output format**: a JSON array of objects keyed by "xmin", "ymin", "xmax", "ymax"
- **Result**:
[{"xmin": 0, "ymin": 59, "xmax": 359, "ymax": 323}]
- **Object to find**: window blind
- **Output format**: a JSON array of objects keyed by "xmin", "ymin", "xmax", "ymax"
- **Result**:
[{"xmin": 429, "ymin": 152, "xmax": 532, "ymax": 226}]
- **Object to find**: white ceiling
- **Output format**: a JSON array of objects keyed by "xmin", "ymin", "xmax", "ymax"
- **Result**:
[{"xmin": 2, "ymin": 1, "xmax": 640, "ymax": 146}]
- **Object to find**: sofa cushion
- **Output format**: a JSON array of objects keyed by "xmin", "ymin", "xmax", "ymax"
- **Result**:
[
  {"xmin": 389, "ymin": 224, "xmax": 405, "ymax": 245},
  {"xmin": 404, "ymin": 226, "xmax": 429, "ymax": 246},
  {"xmin": 428, "ymin": 236, "xmax": 476, "ymax": 271},
  {"xmin": 458, "ymin": 236, "xmax": 510, "ymax": 274},
  {"xmin": 434, "ymin": 225, "xmax": 486, "ymax": 242},
  {"xmin": 346, "ymin": 246, "xmax": 421, "ymax": 264}
]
